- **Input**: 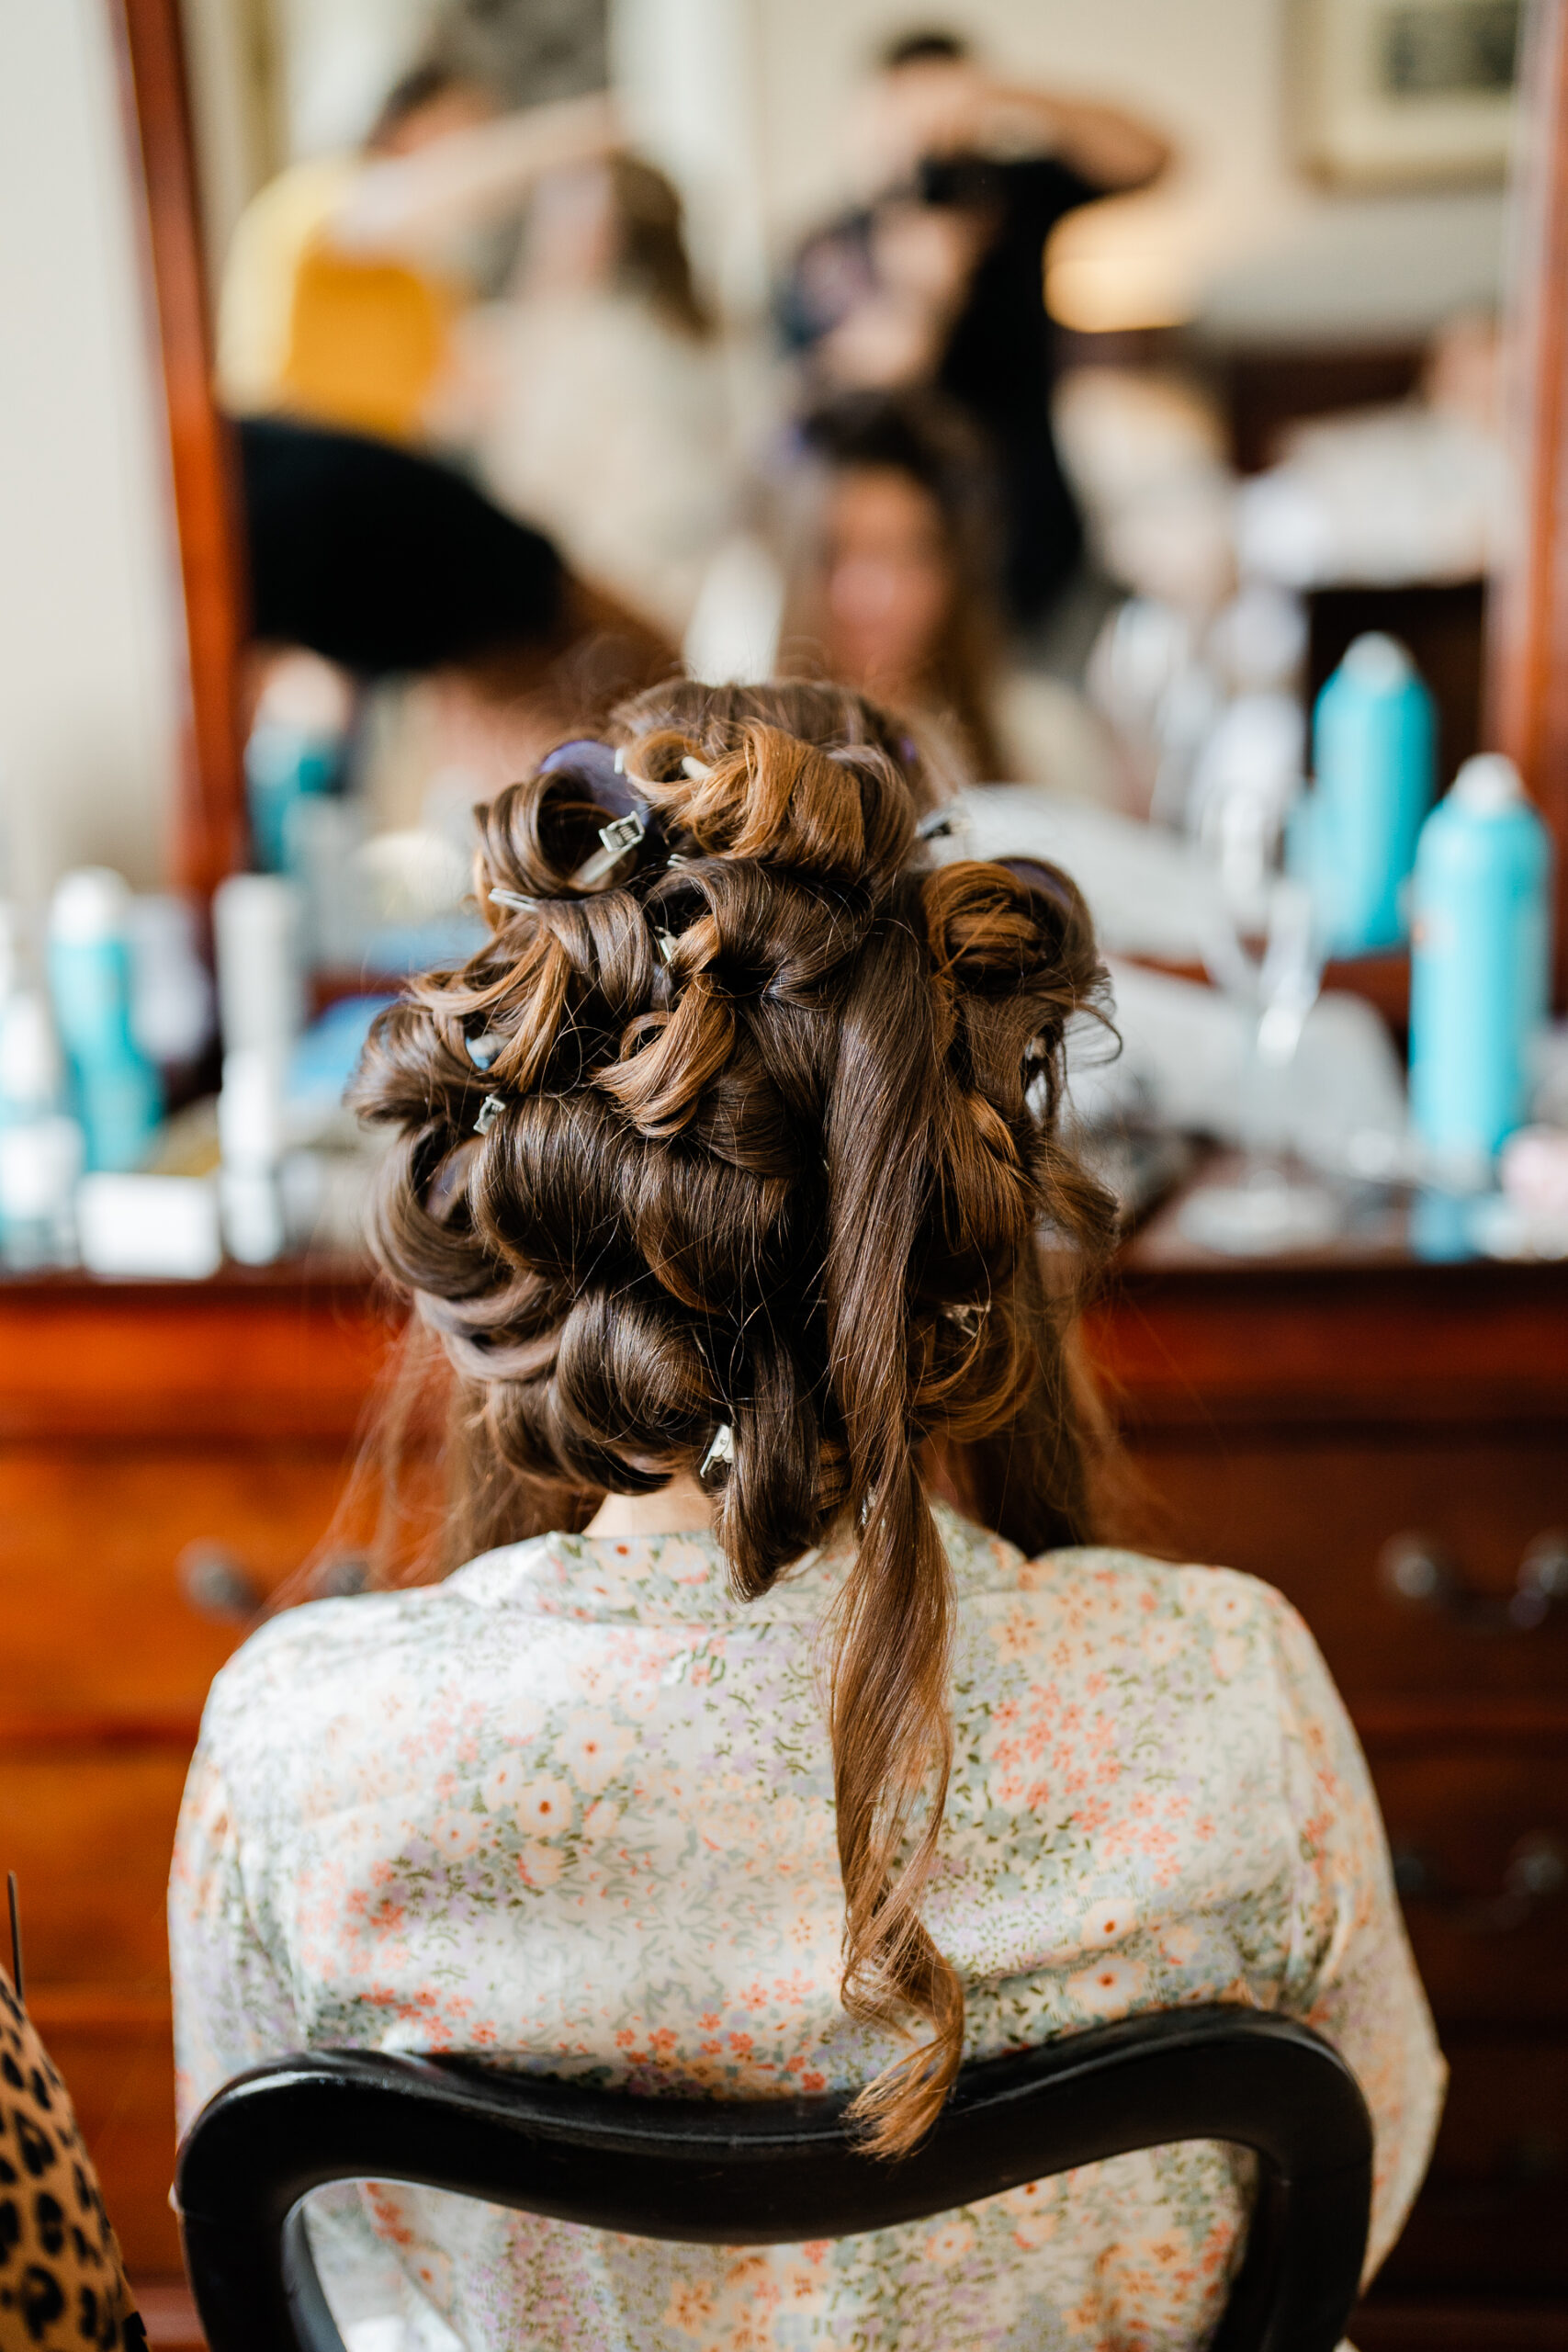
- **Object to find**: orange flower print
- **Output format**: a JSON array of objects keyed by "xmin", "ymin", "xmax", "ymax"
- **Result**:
[
  {"xmin": 1066, "ymin": 1954, "xmax": 1149, "ymax": 2016},
  {"xmin": 1080, "ymin": 1897, "xmax": 1138, "ymax": 1949},
  {"xmin": 663, "ymin": 2278, "xmax": 717, "ymax": 2334},
  {"xmin": 923, "ymin": 2218, "xmax": 976, "ymax": 2266},
  {"xmin": 513, "ymin": 1775, "xmax": 575, "ymax": 1838}
]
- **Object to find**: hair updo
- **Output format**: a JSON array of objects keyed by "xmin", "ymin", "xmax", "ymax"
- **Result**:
[{"xmin": 353, "ymin": 677, "xmax": 1116, "ymax": 2154}]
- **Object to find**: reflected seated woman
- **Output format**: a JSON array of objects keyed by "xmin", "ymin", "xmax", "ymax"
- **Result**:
[
  {"xmin": 779, "ymin": 391, "xmax": 1124, "ymax": 804},
  {"xmin": 170, "ymin": 681, "xmax": 1441, "ymax": 2352}
]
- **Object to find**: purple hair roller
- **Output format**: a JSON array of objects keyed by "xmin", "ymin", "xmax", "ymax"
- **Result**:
[{"xmin": 536, "ymin": 738, "xmax": 666, "ymax": 887}]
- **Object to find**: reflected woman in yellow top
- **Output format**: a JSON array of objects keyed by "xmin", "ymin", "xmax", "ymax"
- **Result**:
[{"xmin": 216, "ymin": 63, "xmax": 617, "ymax": 447}]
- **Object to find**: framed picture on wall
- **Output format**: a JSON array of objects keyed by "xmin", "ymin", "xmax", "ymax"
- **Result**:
[{"xmin": 1292, "ymin": 0, "xmax": 1521, "ymax": 185}]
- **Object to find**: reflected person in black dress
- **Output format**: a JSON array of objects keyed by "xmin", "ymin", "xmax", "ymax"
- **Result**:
[{"xmin": 780, "ymin": 29, "xmax": 1170, "ymax": 632}]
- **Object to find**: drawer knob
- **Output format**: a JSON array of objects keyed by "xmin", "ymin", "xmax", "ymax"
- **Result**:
[
  {"xmin": 1378, "ymin": 1530, "xmax": 1568, "ymax": 1634},
  {"xmin": 178, "ymin": 1544, "xmax": 264, "ymax": 1622},
  {"xmin": 312, "ymin": 1554, "xmax": 370, "ymax": 1600},
  {"xmin": 1392, "ymin": 1830, "xmax": 1566, "ymax": 1934}
]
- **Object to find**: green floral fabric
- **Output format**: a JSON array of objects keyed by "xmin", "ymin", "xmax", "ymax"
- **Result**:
[{"xmin": 170, "ymin": 1503, "xmax": 1442, "ymax": 2351}]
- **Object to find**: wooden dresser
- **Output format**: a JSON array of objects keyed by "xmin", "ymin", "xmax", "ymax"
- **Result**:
[
  {"xmin": 3, "ymin": 1200, "xmax": 1565, "ymax": 2346},
  {"xmin": 0, "ymin": 1265, "xmax": 398, "ymax": 2281},
  {"xmin": 1089, "ymin": 1191, "xmax": 1568, "ymax": 2348}
]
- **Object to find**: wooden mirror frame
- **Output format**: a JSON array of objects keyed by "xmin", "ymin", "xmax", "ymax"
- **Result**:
[
  {"xmin": 1489, "ymin": 0, "xmax": 1568, "ymax": 998},
  {"xmin": 110, "ymin": 0, "xmax": 247, "ymax": 896},
  {"xmin": 113, "ymin": 0, "xmax": 1568, "ymax": 994}
]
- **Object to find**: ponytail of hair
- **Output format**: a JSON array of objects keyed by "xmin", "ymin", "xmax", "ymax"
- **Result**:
[{"xmin": 824, "ymin": 904, "xmax": 964, "ymax": 2153}]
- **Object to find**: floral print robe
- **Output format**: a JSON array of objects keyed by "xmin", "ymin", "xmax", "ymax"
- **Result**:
[{"xmin": 170, "ymin": 1503, "xmax": 1443, "ymax": 2351}]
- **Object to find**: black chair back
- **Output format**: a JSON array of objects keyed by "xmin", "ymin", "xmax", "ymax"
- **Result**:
[{"xmin": 176, "ymin": 2005, "xmax": 1371, "ymax": 2352}]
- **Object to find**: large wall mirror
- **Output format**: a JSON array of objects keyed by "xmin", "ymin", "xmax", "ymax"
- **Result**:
[{"xmin": 114, "ymin": 0, "xmax": 1567, "ymax": 997}]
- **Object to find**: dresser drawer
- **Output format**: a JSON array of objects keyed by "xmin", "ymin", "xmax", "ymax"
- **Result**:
[
  {"xmin": 1378, "ymin": 2036, "xmax": 1568, "ymax": 2294},
  {"xmin": 1122, "ymin": 1430, "xmax": 1568, "ymax": 1702},
  {"xmin": 0, "ymin": 1748, "xmax": 188, "ymax": 1989},
  {"xmin": 31, "ymin": 1998, "xmax": 181, "ymax": 2276},
  {"xmin": 0, "ymin": 1443, "xmax": 368, "ymax": 1725},
  {"xmin": 1370, "ymin": 1747, "xmax": 1568, "ymax": 2026}
]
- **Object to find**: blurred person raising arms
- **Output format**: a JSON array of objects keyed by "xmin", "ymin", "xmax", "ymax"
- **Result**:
[
  {"xmin": 783, "ymin": 29, "xmax": 1170, "ymax": 630},
  {"xmin": 217, "ymin": 63, "xmax": 618, "ymax": 445},
  {"xmin": 434, "ymin": 154, "xmax": 750, "ymax": 639}
]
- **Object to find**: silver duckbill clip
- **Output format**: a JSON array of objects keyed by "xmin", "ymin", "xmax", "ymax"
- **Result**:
[
  {"xmin": 571, "ymin": 809, "xmax": 646, "ymax": 889},
  {"xmin": 475, "ymin": 1093, "xmax": 506, "ymax": 1136},
  {"xmin": 700, "ymin": 1421, "xmax": 734, "ymax": 1478}
]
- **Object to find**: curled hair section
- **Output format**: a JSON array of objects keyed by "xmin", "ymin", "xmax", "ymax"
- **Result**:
[{"xmin": 352, "ymin": 679, "xmax": 1117, "ymax": 2156}]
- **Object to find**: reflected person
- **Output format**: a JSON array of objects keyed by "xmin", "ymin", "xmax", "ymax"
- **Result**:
[{"xmin": 782, "ymin": 28, "xmax": 1170, "ymax": 631}]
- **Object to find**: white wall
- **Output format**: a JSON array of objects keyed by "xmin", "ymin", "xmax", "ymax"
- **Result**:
[
  {"xmin": 748, "ymin": 0, "xmax": 1507, "ymax": 335},
  {"xmin": 0, "ymin": 0, "xmax": 181, "ymax": 907}
]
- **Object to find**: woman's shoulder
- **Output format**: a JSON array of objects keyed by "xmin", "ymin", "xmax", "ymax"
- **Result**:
[
  {"xmin": 942, "ymin": 1504, "xmax": 1306, "ymax": 1673},
  {"xmin": 199, "ymin": 1539, "xmax": 556, "ymax": 1733}
]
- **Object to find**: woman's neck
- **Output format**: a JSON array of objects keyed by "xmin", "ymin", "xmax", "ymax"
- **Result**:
[{"xmin": 585, "ymin": 1471, "xmax": 715, "ymax": 1539}]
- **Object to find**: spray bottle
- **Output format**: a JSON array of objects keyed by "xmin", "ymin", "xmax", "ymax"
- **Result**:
[
  {"xmin": 1306, "ymin": 633, "xmax": 1436, "ymax": 955},
  {"xmin": 1409, "ymin": 754, "xmax": 1553, "ymax": 1171},
  {"xmin": 0, "ymin": 989, "xmax": 85, "ymax": 1267},
  {"xmin": 47, "ymin": 869, "xmax": 161, "ymax": 1171}
]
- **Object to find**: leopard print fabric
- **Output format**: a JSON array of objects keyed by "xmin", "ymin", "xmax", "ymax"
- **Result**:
[{"xmin": 0, "ymin": 1970, "xmax": 143, "ymax": 2352}]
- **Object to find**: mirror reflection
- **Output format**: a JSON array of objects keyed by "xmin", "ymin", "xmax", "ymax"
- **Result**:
[{"xmin": 164, "ymin": 0, "xmax": 1529, "ymax": 1262}]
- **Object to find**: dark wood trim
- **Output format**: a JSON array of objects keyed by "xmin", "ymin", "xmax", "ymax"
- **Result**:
[
  {"xmin": 1352, "ymin": 2302, "xmax": 1568, "ymax": 2350},
  {"xmin": 107, "ymin": 0, "xmax": 248, "ymax": 895},
  {"xmin": 1489, "ymin": 0, "xmax": 1568, "ymax": 999},
  {"xmin": 27, "ymin": 1989, "xmax": 172, "ymax": 2035},
  {"xmin": 0, "ymin": 1715, "xmax": 204, "ymax": 1751},
  {"xmin": 1354, "ymin": 1700, "xmax": 1568, "ymax": 1747}
]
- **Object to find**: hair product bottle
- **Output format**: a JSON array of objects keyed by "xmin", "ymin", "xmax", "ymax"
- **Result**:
[
  {"xmin": 1307, "ymin": 633, "xmax": 1436, "ymax": 955},
  {"xmin": 0, "ymin": 988, "xmax": 84, "ymax": 1268},
  {"xmin": 47, "ymin": 869, "xmax": 161, "ymax": 1172},
  {"xmin": 1409, "ymin": 754, "xmax": 1553, "ymax": 1170},
  {"xmin": 211, "ymin": 876, "xmax": 305, "ymax": 1267}
]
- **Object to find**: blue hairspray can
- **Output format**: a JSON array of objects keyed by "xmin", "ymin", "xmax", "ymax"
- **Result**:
[
  {"xmin": 1309, "ymin": 633, "xmax": 1436, "ymax": 955},
  {"xmin": 47, "ymin": 869, "xmax": 160, "ymax": 1172},
  {"xmin": 1409, "ymin": 754, "xmax": 1553, "ymax": 1169}
]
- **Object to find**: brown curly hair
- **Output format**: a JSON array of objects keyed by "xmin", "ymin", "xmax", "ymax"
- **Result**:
[{"xmin": 352, "ymin": 677, "xmax": 1116, "ymax": 2154}]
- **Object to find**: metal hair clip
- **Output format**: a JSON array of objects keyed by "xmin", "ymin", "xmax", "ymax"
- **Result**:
[
  {"xmin": 700, "ymin": 1421, "xmax": 734, "ymax": 1478},
  {"xmin": 571, "ymin": 810, "xmax": 646, "ymax": 890},
  {"xmin": 475, "ymin": 1093, "xmax": 506, "ymax": 1136},
  {"xmin": 490, "ymin": 887, "xmax": 540, "ymax": 913},
  {"xmin": 945, "ymin": 1301, "xmax": 987, "ymax": 1339},
  {"xmin": 655, "ymin": 928, "xmax": 680, "ymax": 964}
]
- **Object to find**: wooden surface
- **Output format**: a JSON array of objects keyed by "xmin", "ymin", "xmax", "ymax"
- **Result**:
[
  {"xmin": 1101, "ymin": 1183, "xmax": 1568, "ymax": 2335},
  {"xmin": 107, "ymin": 0, "xmax": 247, "ymax": 893},
  {"xmin": 4, "ymin": 1204, "xmax": 1565, "ymax": 2343}
]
